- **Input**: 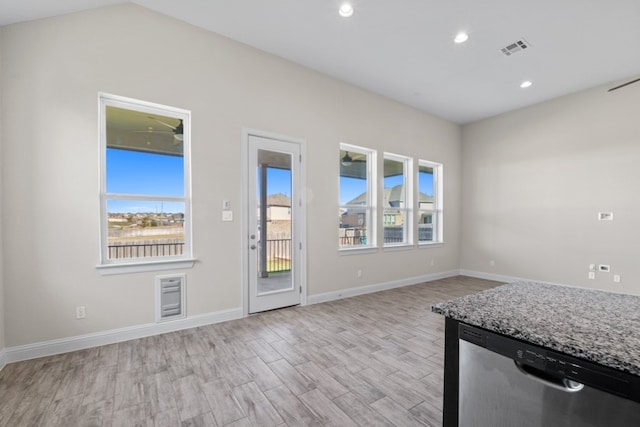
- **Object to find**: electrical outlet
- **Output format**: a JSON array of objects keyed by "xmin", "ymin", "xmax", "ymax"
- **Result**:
[
  {"xmin": 588, "ymin": 272, "xmax": 595, "ymax": 280},
  {"xmin": 614, "ymin": 275, "xmax": 621, "ymax": 283},
  {"xmin": 489, "ymin": 260, "xmax": 495, "ymax": 267},
  {"xmin": 357, "ymin": 269, "xmax": 362, "ymax": 278},
  {"xmin": 76, "ymin": 306, "xmax": 86, "ymax": 319}
]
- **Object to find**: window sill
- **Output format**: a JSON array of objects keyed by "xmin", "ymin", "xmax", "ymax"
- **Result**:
[
  {"xmin": 338, "ymin": 247, "xmax": 378, "ymax": 256},
  {"xmin": 418, "ymin": 242, "xmax": 444, "ymax": 248},
  {"xmin": 383, "ymin": 243, "xmax": 414, "ymax": 252},
  {"xmin": 96, "ymin": 258, "xmax": 196, "ymax": 276}
]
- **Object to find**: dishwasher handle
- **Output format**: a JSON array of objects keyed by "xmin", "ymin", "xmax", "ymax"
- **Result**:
[{"xmin": 515, "ymin": 361, "xmax": 585, "ymax": 393}]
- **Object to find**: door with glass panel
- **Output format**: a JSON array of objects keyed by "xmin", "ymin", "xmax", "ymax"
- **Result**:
[{"xmin": 247, "ymin": 135, "xmax": 301, "ymax": 313}]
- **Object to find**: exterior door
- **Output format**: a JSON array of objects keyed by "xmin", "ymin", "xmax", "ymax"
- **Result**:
[{"xmin": 247, "ymin": 134, "xmax": 302, "ymax": 313}]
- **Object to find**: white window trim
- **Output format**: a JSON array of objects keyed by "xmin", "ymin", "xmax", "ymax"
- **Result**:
[
  {"xmin": 417, "ymin": 160, "xmax": 443, "ymax": 245},
  {"xmin": 339, "ymin": 143, "xmax": 377, "ymax": 252},
  {"xmin": 96, "ymin": 93, "xmax": 194, "ymax": 275},
  {"xmin": 97, "ymin": 259, "xmax": 196, "ymax": 276},
  {"xmin": 383, "ymin": 152, "xmax": 413, "ymax": 248}
]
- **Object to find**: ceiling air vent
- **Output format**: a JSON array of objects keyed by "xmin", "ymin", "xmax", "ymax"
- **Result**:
[{"xmin": 500, "ymin": 39, "xmax": 531, "ymax": 56}]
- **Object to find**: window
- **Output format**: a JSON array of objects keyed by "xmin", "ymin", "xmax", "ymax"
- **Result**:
[
  {"xmin": 383, "ymin": 153, "xmax": 412, "ymax": 246},
  {"xmin": 339, "ymin": 144, "xmax": 376, "ymax": 249},
  {"xmin": 99, "ymin": 94, "xmax": 192, "ymax": 270},
  {"xmin": 417, "ymin": 160, "xmax": 443, "ymax": 244}
]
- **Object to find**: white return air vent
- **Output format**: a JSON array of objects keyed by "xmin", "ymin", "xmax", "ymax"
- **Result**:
[
  {"xmin": 500, "ymin": 39, "xmax": 531, "ymax": 56},
  {"xmin": 155, "ymin": 274, "xmax": 186, "ymax": 322}
]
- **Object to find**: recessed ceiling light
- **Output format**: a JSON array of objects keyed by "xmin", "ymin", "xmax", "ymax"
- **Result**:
[
  {"xmin": 520, "ymin": 80, "xmax": 533, "ymax": 88},
  {"xmin": 339, "ymin": 3, "xmax": 354, "ymax": 18},
  {"xmin": 454, "ymin": 32, "xmax": 469, "ymax": 44}
]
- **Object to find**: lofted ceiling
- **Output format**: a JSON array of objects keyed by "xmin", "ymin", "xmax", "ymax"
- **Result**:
[{"xmin": 2, "ymin": 0, "xmax": 640, "ymax": 123}]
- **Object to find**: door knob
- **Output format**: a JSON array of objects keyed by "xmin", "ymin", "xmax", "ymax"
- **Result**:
[
  {"xmin": 250, "ymin": 245, "xmax": 257, "ymax": 250},
  {"xmin": 250, "ymin": 234, "xmax": 256, "ymax": 240}
]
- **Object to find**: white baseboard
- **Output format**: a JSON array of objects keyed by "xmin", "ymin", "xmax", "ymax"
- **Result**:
[
  {"xmin": 5, "ymin": 307, "xmax": 242, "ymax": 364},
  {"xmin": 2, "ymin": 269, "xmax": 535, "ymax": 367},
  {"xmin": 460, "ymin": 269, "xmax": 632, "ymax": 295},
  {"xmin": 307, "ymin": 270, "xmax": 460, "ymax": 305},
  {"xmin": 0, "ymin": 348, "xmax": 6, "ymax": 372},
  {"xmin": 460, "ymin": 269, "xmax": 576, "ymax": 288},
  {"xmin": 458, "ymin": 269, "xmax": 524, "ymax": 284}
]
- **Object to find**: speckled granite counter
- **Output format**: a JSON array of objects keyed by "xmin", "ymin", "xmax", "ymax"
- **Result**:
[{"xmin": 432, "ymin": 281, "xmax": 640, "ymax": 376}]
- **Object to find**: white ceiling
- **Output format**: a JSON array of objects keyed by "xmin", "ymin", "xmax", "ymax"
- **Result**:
[{"xmin": 2, "ymin": 0, "xmax": 640, "ymax": 123}]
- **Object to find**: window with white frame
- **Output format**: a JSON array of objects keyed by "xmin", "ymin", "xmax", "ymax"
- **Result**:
[
  {"xmin": 417, "ymin": 160, "xmax": 443, "ymax": 244},
  {"xmin": 339, "ymin": 144, "xmax": 376, "ymax": 249},
  {"xmin": 383, "ymin": 153, "xmax": 412, "ymax": 246},
  {"xmin": 99, "ymin": 94, "xmax": 192, "ymax": 266}
]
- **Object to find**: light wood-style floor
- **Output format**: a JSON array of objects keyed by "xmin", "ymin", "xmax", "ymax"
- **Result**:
[{"xmin": 0, "ymin": 276, "xmax": 500, "ymax": 426}]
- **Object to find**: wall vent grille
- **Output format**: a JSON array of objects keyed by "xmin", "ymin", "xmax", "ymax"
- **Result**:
[
  {"xmin": 500, "ymin": 39, "xmax": 531, "ymax": 56},
  {"xmin": 155, "ymin": 274, "xmax": 186, "ymax": 322}
]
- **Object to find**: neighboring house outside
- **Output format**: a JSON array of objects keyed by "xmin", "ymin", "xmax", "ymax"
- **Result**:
[
  {"xmin": 340, "ymin": 185, "xmax": 433, "ymax": 227},
  {"xmin": 418, "ymin": 196, "xmax": 434, "ymax": 226},
  {"xmin": 340, "ymin": 191, "xmax": 368, "ymax": 229},
  {"xmin": 340, "ymin": 185, "xmax": 433, "ymax": 244},
  {"xmin": 261, "ymin": 194, "xmax": 292, "ymax": 271},
  {"xmin": 265, "ymin": 193, "xmax": 291, "ymax": 222}
]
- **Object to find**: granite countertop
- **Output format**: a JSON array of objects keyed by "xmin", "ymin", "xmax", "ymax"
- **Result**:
[{"xmin": 431, "ymin": 281, "xmax": 640, "ymax": 376}]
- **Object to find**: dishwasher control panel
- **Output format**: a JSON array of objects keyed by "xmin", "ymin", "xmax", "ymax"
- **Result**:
[{"xmin": 514, "ymin": 348, "xmax": 579, "ymax": 377}]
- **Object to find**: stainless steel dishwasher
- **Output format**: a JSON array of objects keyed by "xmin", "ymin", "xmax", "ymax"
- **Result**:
[{"xmin": 458, "ymin": 324, "xmax": 640, "ymax": 426}]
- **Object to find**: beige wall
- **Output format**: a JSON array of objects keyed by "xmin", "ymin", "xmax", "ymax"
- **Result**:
[
  {"xmin": 461, "ymin": 79, "xmax": 640, "ymax": 294},
  {"xmin": 0, "ymin": 4, "xmax": 461, "ymax": 347},
  {"xmin": 0, "ymin": 30, "xmax": 5, "ymax": 353}
]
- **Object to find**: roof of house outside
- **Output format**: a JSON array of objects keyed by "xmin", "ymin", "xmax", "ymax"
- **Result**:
[
  {"xmin": 267, "ymin": 193, "xmax": 291, "ymax": 207},
  {"xmin": 345, "ymin": 185, "xmax": 432, "ymax": 206}
]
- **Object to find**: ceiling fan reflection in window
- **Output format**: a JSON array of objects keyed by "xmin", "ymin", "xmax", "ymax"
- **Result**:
[
  {"xmin": 129, "ymin": 116, "xmax": 184, "ymax": 145},
  {"xmin": 341, "ymin": 151, "xmax": 366, "ymax": 166},
  {"xmin": 148, "ymin": 116, "xmax": 184, "ymax": 143},
  {"xmin": 340, "ymin": 151, "xmax": 368, "ymax": 180}
]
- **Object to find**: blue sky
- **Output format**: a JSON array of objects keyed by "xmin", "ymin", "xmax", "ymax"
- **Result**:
[
  {"xmin": 106, "ymin": 149, "xmax": 434, "ymax": 212},
  {"xmin": 340, "ymin": 176, "xmax": 367, "ymax": 205},
  {"xmin": 106, "ymin": 148, "xmax": 184, "ymax": 213},
  {"xmin": 263, "ymin": 167, "xmax": 291, "ymax": 197}
]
